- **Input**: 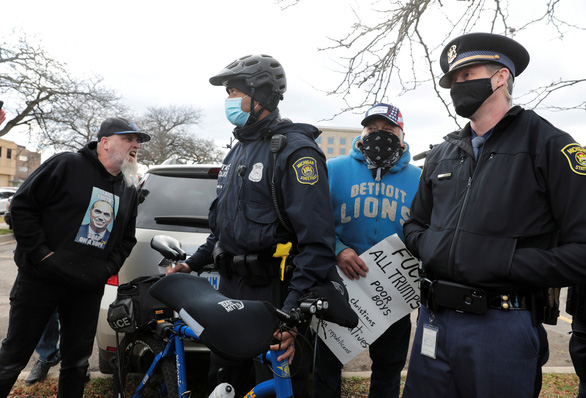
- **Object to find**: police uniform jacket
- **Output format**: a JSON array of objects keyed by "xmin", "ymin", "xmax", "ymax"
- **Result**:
[
  {"xmin": 186, "ymin": 110, "xmax": 337, "ymax": 311},
  {"xmin": 403, "ymin": 106, "xmax": 586, "ymax": 290}
]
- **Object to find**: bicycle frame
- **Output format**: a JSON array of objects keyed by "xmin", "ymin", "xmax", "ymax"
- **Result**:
[
  {"xmin": 130, "ymin": 320, "xmax": 195, "ymax": 397},
  {"xmin": 130, "ymin": 319, "xmax": 293, "ymax": 398},
  {"xmin": 121, "ymin": 236, "xmax": 357, "ymax": 398},
  {"xmin": 248, "ymin": 350, "xmax": 292, "ymax": 398}
]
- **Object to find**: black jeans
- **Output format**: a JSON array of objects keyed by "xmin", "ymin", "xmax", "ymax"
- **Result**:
[
  {"xmin": 571, "ymin": 317, "xmax": 586, "ymax": 398},
  {"xmin": 313, "ymin": 314, "xmax": 411, "ymax": 398},
  {"xmin": 0, "ymin": 270, "xmax": 104, "ymax": 398}
]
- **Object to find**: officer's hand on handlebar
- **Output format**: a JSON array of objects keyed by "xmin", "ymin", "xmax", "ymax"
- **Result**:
[
  {"xmin": 166, "ymin": 262, "xmax": 192, "ymax": 275},
  {"xmin": 271, "ymin": 327, "xmax": 298, "ymax": 363},
  {"xmin": 337, "ymin": 248, "xmax": 368, "ymax": 280}
]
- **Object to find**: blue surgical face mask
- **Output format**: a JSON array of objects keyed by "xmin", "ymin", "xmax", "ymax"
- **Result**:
[{"xmin": 225, "ymin": 96, "xmax": 250, "ymax": 127}]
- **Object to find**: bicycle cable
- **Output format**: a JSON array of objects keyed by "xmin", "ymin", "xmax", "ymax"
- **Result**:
[{"xmin": 256, "ymin": 322, "xmax": 314, "ymax": 380}]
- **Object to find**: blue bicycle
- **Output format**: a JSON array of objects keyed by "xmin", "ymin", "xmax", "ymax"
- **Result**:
[{"xmin": 112, "ymin": 235, "xmax": 357, "ymax": 398}]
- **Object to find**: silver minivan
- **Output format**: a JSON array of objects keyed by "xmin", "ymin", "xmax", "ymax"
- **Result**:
[{"xmin": 95, "ymin": 163, "xmax": 220, "ymax": 373}]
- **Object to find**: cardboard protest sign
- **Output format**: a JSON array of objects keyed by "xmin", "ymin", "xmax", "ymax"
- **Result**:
[{"xmin": 314, "ymin": 234, "xmax": 420, "ymax": 365}]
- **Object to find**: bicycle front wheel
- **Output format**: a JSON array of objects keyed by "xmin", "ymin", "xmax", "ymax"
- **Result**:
[{"xmin": 112, "ymin": 331, "xmax": 179, "ymax": 398}]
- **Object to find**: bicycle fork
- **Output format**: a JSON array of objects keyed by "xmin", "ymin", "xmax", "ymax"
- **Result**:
[
  {"xmin": 132, "ymin": 329, "xmax": 190, "ymax": 398},
  {"xmin": 207, "ymin": 349, "xmax": 292, "ymax": 398},
  {"xmin": 251, "ymin": 349, "xmax": 293, "ymax": 398}
]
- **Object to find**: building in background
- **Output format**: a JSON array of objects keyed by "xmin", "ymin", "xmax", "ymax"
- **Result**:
[
  {"xmin": 315, "ymin": 126, "xmax": 361, "ymax": 160},
  {"xmin": 0, "ymin": 138, "xmax": 41, "ymax": 187},
  {"xmin": 0, "ymin": 139, "xmax": 17, "ymax": 187},
  {"xmin": 13, "ymin": 145, "xmax": 42, "ymax": 186}
]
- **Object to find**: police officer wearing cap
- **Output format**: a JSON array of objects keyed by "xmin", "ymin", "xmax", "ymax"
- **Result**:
[
  {"xmin": 313, "ymin": 103, "xmax": 421, "ymax": 398},
  {"xmin": 402, "ymin": 32, "xmax": 586, "ymax": 397},
  {"xmin": 168, "ymin": 54, "xmax": 338, "ymax": 398}
]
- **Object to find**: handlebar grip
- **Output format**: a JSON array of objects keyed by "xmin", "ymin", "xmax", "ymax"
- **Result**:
[
  {"xmin": 274, "ymin": 308, "xmax": 301, "ymax": 325},
  {"xmin": 151, "ymin": 235, "xmax": 187, "ymax": 261}
]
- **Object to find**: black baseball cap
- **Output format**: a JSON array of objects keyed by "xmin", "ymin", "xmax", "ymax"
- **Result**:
[
  {"xmin": 97, "ymin": 117, "xmax": 151, "ymax": 143},
  {"xmin": 439, "ymin": 32, "xmax": 530, "ymax": 88}
]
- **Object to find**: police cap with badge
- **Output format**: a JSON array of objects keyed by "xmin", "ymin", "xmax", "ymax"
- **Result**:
[{"xmin": 438, "ymin": 32, "xmax": 530, "ymax": 88}]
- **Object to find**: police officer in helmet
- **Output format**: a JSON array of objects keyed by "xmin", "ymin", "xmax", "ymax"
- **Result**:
[{"xmin": 169, "ymin": 54, "xmax": 338, "ymax": 398}]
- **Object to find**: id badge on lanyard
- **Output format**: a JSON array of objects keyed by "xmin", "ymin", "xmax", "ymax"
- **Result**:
[{"xmin": 421, "ymin": 313, "xmax": 439, "ymax": 359}]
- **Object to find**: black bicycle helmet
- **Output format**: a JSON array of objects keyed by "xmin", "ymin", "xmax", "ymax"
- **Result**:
[{"xmin": 209, "ymin": 54, "xmax": 286, "ymax": 112}]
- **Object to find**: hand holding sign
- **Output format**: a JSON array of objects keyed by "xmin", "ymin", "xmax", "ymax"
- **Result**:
[{"xmin": 314, "ymin": 234, "xmax": 420, "ymax": 365}]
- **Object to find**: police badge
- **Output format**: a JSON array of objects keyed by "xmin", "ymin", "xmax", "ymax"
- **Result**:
[
  {"xmin": 447, "ymin": 44, "xmax": 458, "ymax": 64},
  {"xmin": 562, "ymin": 143, "xmax": 586, "ymax": 175},
  {"xmin": 292, "ymin": 157, "xmax": 319, "ymax": 185}
]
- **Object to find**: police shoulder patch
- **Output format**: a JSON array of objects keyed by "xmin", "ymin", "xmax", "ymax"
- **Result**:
[
  {"xmin": 292, "ymin": 157, "xmax": 319, "ymax": 185},
  {"xmin": 561, "ymin": 143, "xmax": 586, "ymax": 175}
]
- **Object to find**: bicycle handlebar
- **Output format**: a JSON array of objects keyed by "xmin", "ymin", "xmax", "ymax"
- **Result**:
[
  {"xmin": 273, "ymin": 297, "xmax": 329, "ymax": 327},
  {"xmin": 151, "ymin": 235, "xmax": 186, "ymax": 261},
  {"xmin": 149, "ymin": 236, "xmax": 358, "ymax": 347}
]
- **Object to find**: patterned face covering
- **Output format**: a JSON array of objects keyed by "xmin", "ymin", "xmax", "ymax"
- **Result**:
[{"xmin": 360, "ymin": 130, "xmax": 403, "ymax": 175}]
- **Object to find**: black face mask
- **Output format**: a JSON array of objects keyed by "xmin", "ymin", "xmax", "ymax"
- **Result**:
[
  {"xmin": 360, "ymin": 130, "xmax": 403, "ymax": 173},
  {"xmin": 450, "ymin": 72, "xmax": 500, "ymax": 118}
]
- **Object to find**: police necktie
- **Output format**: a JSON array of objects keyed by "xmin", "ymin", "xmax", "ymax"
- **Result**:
[{"xmin": 471, "ymin": 136, "xmax": 486, "ymax": 160}]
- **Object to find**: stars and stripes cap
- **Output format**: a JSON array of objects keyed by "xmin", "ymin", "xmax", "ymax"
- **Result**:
[
  {"xmin": 361, "ymin": 103, "xmax": 404, "ymax": 131},
  {"xmin": 439, "ymin": 32, "xmax": 530, "ymax": 88}
]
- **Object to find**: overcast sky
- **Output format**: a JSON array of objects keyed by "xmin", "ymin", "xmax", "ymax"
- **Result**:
[{"xmin": 2, "ymin": 0, "xmax": 585, "ymax": 165}]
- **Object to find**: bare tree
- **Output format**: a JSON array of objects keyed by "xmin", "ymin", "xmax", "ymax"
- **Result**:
[
  {"xmin": 281, "ymin": 0, "xmax": 586, "ymax": 128},
  {"xmin": 0, "ymin": 32, "xmax": 125, "ymax": 150},
  {"xmin": 136, "ymin": 106, "xmax": 225, "ymax": 167},
  {"xmin": 34, "ymin": 87, "xmax": 128, "ymax": 152}
]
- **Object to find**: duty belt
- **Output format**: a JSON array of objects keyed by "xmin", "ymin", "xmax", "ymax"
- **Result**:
[
  {"xmin": 420, "ymin": 278, "xmax": 531, "ymax": 315},
  {"xmin": 212, "ymin": 242, "xmax": 295, "ymax": 286}
]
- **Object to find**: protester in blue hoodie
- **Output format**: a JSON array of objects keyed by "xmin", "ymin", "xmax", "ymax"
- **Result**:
[{"xmin": 313, "ymin": 103, "xmax": 421, "ymax": 398}]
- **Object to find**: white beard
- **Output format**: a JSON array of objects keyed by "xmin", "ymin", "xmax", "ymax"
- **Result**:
[{"xmin": 121, "ymin": 157, "xmax": 139, "ymax": 188}]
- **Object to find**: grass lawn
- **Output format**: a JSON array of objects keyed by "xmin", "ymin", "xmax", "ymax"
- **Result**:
[
  {"xmin": 6, "ymin": 373, "xmax": 581, "ymax": 397},
  {"xmin": 342, "ymin": 374, "xmax": 580, "ymax": 397},
  {"xmin": 0, "ymin": 215, "xmax": 11, "ymax": 234}
]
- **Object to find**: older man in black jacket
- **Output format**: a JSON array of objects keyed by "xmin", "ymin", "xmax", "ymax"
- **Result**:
[{"xmin": 0, "ymin": 117, "xmax": 149, "ymax": 397}]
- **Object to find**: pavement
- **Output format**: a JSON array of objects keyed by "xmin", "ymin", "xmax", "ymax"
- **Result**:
[{"xmin": 0, "ymin": 227, "xmax": 577, "ymax": 383}]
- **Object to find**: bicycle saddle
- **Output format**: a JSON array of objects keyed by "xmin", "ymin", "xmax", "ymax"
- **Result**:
[{"xmin": 149, "ymin": 273, "xmax": 279, "ymax": 361}]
